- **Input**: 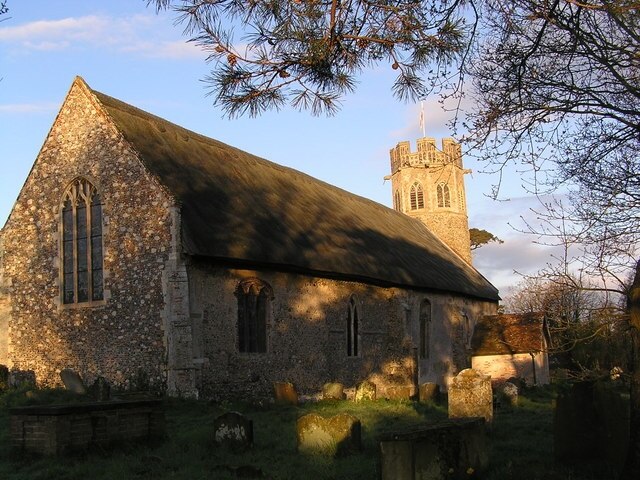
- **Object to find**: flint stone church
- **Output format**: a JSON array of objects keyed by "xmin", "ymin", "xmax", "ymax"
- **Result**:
[{"xmin": 0, "ymin": 77, "xmax": 499, "ymax": 399}]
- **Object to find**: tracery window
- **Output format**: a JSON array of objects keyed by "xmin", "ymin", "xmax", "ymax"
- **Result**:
[
  {"xmin": 409, "ymin": 183, "xmax": 424, "ymax": 210},
  {"xmin": 61, "ymin": 178, "xmax": 103, "ymax": 304},
  {"xmin": 419, "ymin": 300, "xmax": 432, "ymax": 359},
  {"xmin": 437, "ymin": 183, "xmax": 451, "ymax": 208},
  {"xmin": 347, "ymin": 296, "xmax": 360, "ymax": 357},
  {"xmin": 236, "ymin": 278, "xmax": 272, "ymax": 353}
]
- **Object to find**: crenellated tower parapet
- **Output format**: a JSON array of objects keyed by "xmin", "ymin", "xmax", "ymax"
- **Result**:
[{"xmin": 388, "ymin": 137, "xmax": 471, "ymax": 264}]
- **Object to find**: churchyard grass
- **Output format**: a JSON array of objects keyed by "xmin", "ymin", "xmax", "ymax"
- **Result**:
[{"xmin": 0, "ymin": 385, "xmax": 619, "ymax": 479}]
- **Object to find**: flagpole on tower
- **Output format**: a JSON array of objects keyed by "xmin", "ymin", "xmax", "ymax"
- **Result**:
[{"xmin": 419, "ymin": 100, "xmax": 425, "ymax": 138}]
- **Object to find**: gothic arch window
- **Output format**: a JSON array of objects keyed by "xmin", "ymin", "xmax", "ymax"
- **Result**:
[
  {"xmin": 61, "ymin": 177, "xmax": 104, "ymax": 304},
  {"xmin": 394, "ymin": 190, "xmax": 401, "ymax": 211},
  {"xmin": 437, "ymin": 183, "xmax": 451, "ymax": 208},
  {"xmin": 410, "ymin": 183, "xmax": 424, "ymax": 210},
  {"xmin": 347, "ymin": 296, "xmax": 360, "ymax": 357},
  {"xmin": 419, "ymin": 299, "xmax": 432, "ymax": 359},
  {"xmin": 236, "ymin": 278, "xmax": 273, "ymax": 353}
]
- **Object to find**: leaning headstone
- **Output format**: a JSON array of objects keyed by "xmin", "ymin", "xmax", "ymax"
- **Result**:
[
  {"xmin": 322, "ymin": 382, "xmax": 345, "ymax": 400},
  {"xmin": 214, "ymin": 411, "xmax": 254, "ymax": 452},
  {"xmin": 273, "ymin": 381, "xmax": 298, "ymax": 405},
  {"xmin": 297, "ymin": 413, "xmax": 361, "ymax": 456},
  {"xmin": 448, "ymin": 368, "xmax": 493, "ymax": 423},
  {"xmin": 60, "ymin": 368, "xmax": 87, "ymax": 395},
  {"xmin": 419, "ymin": 382, "xmax": 440, "ymax": 404},
  {"xmin": 8, "ymin": 369, "xmax": 36, "ymax": 389},
  {"xmin": 354, "ymin": 380, "xmax": 376, "ymax": 402},
  {"xmin": 89, "ymin": 376, "xmax": 111, "ymax": 401}
]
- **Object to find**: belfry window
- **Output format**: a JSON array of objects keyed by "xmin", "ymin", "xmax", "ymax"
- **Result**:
[
  {"xmin": 394, "ymin": 190, "xmax": 401, "ymax": 211},
  {"xmin": 437, "ymin": 183, "xmax": 451, "ymax": 208},
  {"xmin": 410, "ymin": 183, "xmax": 424, "ymax": 210},
  {"xmin": 347, "ymin": 296, "xmax": 360, "ymax": 357},
  {"xmin": 61, "ymin": 178, "xmax": 103, "ymax": 304},
  {"xmin": 236, "ymin": 278, "xmax": 272, "ymax": 353}
]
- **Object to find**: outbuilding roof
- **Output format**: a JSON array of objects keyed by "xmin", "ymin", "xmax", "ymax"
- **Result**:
[
  {"xmin": 83, "ymin": 78, "xmax": 499, "ymax": 301},
  {"xmin": 471, "ymin": 313, "xmax": 549, "ymax": 355}
]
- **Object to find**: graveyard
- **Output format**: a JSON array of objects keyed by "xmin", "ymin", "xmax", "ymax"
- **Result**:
[{"xmin": 0, "ymin": 374, "xmax": 628, "ymax": 480}]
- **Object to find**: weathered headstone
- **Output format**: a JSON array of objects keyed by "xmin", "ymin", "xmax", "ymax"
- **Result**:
[
  {"xmin": 297, "ymin": 413, "xmax": 361, "ymax": 456},
  {"xmin": 213, "ymin": 411, "xmax": 254, "ymax": 452},
  {"xmin": 89, "ymin": 376, "xmax": 111, "ymax": 401},
  {"xmin": 9, "ymin": 369, "xmax": 36, "ymax": 389},
  {"xmin": 273, "ymin": 381, "xmax": 298, "ymax": 405},
  {"xmin": 498, "ymin": 382, "xmax": 518, "ymax": 407},
  {"xmin": 379, "ymin": 418, "xmax": 488, "ymax": 480},
  {"xmin": 0, "ymin": 364, "xmax": 9, "ymax": 390},
  {"xmin": 354, "ymin": 380, "xmax": 376, "ymax": 402},
  {"xmin": 385, "ymin": 385, "xmax": 412, "ymax": 401},
  {"xmin": 448, "ymin": 369, "xmax": 493, "ymax": 423},
  {"xmin": 60, "ymin": 368, "xmax": 87, "ymax": 395},
  {"xmin": 322, "ymin": 382, "xmax": 345, "ymax": 400},
  {"xmin": 419, "ymin": 383, "xmax": 440, "ymax": 404},
  {"xmin": 554, "ymin": 381, "xmax": 629, "ymax": 475}
]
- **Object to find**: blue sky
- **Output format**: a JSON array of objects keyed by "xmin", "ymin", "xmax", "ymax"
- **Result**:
[{"xmin": 0, "ymin": 0, "xmax": 559, "ymax": 295}]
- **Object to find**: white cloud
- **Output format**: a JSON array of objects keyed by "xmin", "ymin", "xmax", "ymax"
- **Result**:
[
  {"xmin": 0, "ymin": 102, "xmax": 58, "ymax": 113},
  {"xmin": 0, "ymin": 14, "xmax": 204, "ymax": 60}
]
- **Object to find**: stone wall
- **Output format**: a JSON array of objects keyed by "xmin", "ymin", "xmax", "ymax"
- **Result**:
[
  {"xmin": 183, "ymin": 262, "xmax": 497, "ymax": 400},
  {"xmin": 0, "ymin": 80, "xmax": 174, "ymax": 389},
  {"xmin": 471, "ymin": 352, "xmax": 550, "ymax": 385}
]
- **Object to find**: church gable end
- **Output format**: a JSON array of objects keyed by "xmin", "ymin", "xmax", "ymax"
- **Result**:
[{"xmin": 0, "ymin": 78, "xmax": 175, "ymax": 389}]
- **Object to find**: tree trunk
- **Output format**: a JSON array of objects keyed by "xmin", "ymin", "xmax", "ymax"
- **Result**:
[{"xmin": 622, "ymin": 261, "xmax": 640, "ymax": 479}]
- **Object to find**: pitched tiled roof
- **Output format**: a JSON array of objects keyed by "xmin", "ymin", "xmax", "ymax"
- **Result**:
[
  {"xmin": 85, "ymin": 79, "xmax": 499, "ymax": 301},
  {"xmin": 471, "ymin": 313, "xmax": 548, "ymax": 355}
]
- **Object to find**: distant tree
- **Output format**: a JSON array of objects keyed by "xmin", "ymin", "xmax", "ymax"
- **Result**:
[
  {"xmin": 469, "ymin": 227, "xmax": 503, "ymax": 251},
  {"xmin": 148, "ymin": 0, "xmax": 470, "ymax": 116},
  {"xmin": 0, "ymin": 1, "xmax": 7, "ymax": 18}
]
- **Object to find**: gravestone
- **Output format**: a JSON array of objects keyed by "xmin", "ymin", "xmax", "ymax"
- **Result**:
[
  {"xmin": 355, "ymin": 380, "xmax": 376, "ymax": 402},
  {"xmin": 448, "ymin": 369, "xmax": 493, "ymax": 423},
  {"xmin": 419, "ymin": 383, "xmax": 440, "ymax": 404},
  {"xmin": 322, "ymin": 382, "xmax": 345, "ymax": 400},
  {"xmin": 8, "ymin": 369, "xmax": 36, "ymax": 389},
  {"xmin": 214, "ymin": 411, "xmax": 254, "ymax": 452},
  {"xmin": 297, "ymin": 413, "xmax": 361, "ymax": 456},
  {"xmin": 379, "ymin": 418, "xmax": 488, "ymax": 480},
  {"xmin": 273, "ymin": 381, "xmax": 298, "ymax": 405},
  {"xmin": 89, "ymin": 376, "xmax": 111, "ymax": 401},
  {"xmin": 554, "ymin": 381, "xmax": 629, "ymax": 475},
  {"xmin": 60, "ymin": 368, "xmax": 87, "ymax": 395},
  {"xmin": 385, "ymin": 385, "xmax": 412, "ymax": 401},
  {"xmin": 498, "ymin": 382, "xmax": 518, "ymax": 407}
]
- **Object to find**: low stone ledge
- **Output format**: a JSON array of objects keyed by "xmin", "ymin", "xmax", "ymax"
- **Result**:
[{"xmin": 10, "ymin": 398, "xmax": 165, "ymax": 455}]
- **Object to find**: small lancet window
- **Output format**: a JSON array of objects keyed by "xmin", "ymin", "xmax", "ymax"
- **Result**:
[
  {"xmin": 437, "ymin": 183, "xmax": 451, "ymax": 208},
  {"xmin": 410, "ymin": 183, "xmax": 424, "ymax": 210},
  {"xmin": 419, "ymin": 300, "xmax": 432, "ymax": 359},
  {"xmin": 394, "ymin": 190, "xmax": 401, "ymax": 211},
  {"xmin": 61, "ymin": 178, "xmax": 103, "ymax": 304},
  {"xmin": 347, "ymin": 296, "xmax": 360, "ymax": 357},
  {"xmin": 236, "ymin": 278, "xmax": 272, "ymax": 353}
]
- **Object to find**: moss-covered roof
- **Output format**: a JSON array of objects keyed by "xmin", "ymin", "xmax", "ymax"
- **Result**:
[
  {"xmin": 471, "ymin": 313, "xmax": 548, "ymax": 355},
  {"xmin": 86, "ymin": 80, "xmax": 499, "ymax": 301}
]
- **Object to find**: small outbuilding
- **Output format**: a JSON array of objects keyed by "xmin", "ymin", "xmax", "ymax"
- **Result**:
[{"xmin": 470, "ymin": 313, "xmax": 550, "ymax": 386}]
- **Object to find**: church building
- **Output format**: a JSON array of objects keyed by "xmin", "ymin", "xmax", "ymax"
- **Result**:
[{"xmin": 0, "ymin": 77, "xmax": 499, "ymax": 399}]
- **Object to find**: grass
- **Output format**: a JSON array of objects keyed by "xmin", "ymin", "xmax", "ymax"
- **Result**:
[{"xmin": 0, "ymin": 386, "xmax": 621, "ymax": 479}]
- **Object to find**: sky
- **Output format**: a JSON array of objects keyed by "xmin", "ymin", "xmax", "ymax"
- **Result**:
[{"xmin": 0, "ymin": 0, "xmax": 563, "ymax": 296}]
